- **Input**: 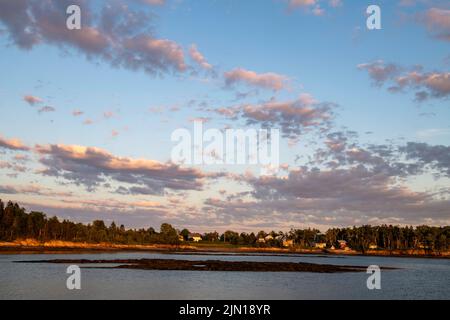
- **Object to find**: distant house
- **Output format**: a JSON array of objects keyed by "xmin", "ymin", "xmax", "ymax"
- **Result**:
[
  {"xmin": 189, "ymin": 233, "xmax": 202, "ymax": 242},
  {"xmin": 283, "ymin": 239, "xmax": 295, "ymax": 247},
  {"xmin": 264, "ymin": 235, "xmax": 274, "ymax": 241},
  {"xmin": 315, "ymin": 242, "xmax": 327, "ymax": 249},
  {"xmin": 369, "ymin": 243, "xmax": 378, "ymax": 250},
  {"xmin": 258, "ymin": 238, "xmax": 266, "ymax": 243},
  {"xmin": 337, "ymin": 240, "xmax": 348, "ymax": 249},
  {"xmin": 178, "ymin": 235, "xmax": 185, "ymax": 242}
]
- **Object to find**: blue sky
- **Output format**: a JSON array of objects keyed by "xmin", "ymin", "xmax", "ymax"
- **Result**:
[{"xmin": 0, "ymin": 0, "xmax": 449, "ymax": 232}]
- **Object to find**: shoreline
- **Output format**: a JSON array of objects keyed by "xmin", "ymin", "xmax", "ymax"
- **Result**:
[{"xmin": 1, "ymin": 240, "xmax": 449, "ymax": 259}]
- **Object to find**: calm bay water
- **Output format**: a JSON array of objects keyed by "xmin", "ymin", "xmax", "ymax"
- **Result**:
[{"xmin": 0, "ymin": 252, "xmax": 449, "ymax": 300}]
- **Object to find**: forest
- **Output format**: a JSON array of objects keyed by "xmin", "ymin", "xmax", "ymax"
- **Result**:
[{"xmin": 1, "ymin": 199, "xmax": 449, "ymax": 252}]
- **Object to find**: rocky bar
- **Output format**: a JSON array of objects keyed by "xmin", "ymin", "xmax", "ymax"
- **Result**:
[{"xmin": 15, "ymin": 258, "xmax": 387, "ymax": 273}]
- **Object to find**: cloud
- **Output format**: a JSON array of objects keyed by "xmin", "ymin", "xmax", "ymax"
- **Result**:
[
  {"xmin": 138, "ymin": 0, "xmax": 166, "ymax": 5},
  {"xmin": 358, "ymin": 61, "xmax": 450, "ymax": 101},
  {"xmin": 0, "ymin": 161, "xmax": 27, "ymax": 173},
  {"xmin": 419, "ymin": 7, "xmax": 450, "ymax": 42},
  {"xmin": 312, "ymin": 130, "xmax": 450, "ymax": 178},
  {"xmin": 400, "ymin": 142, "xmax": 450, "ymax": 177},
  {"xmin": 72, "ymin": 109, "xmax": 84, "ymax": 117},
  {"xmin": 0, "ymin": 134, "xmax": 29, "ymax": 151},
  {"xmin": 120, "ymin": 36, "xmax": 186, "ymax": 74},
  {"xmin": 417, "ymin": 128, "xmax": 450, "ymax": 139},
  {"xmin": 329, "ymin": 0, "xmax": 342, "ymax": 7},
  {"xmin": 189, "ymin": 44, "xmax": 212, "ymax": 70},
  {"xmin": 38, "ymin": 106, "xmax": 56, "ymax": 114},
  {"xmin": 0, "ymin": 0, "xmax": 187, "ymax": 76},
  {"xmin": 203, "ymin": 155, "xmax": 450, "ymax": 228},
  {"xmin": 285, "ymin": 0, "xmax": 342, "ymax": 16},
  {"xmin": 14, "ymin": 154, "xmax": 29, "ymax": 162},
  {"xmin": 357, "ymin": 60, "xmax": 400, "ymax": 86},
  {"xmin": 0, "ymin": 184, "xmax": 72, "ymax": 197},
  {"xmin": 23, "ymin": 94, "xmax": 43, "ymax": 105},
  {"xmin": 247, "ymin": 166, "xmax": 429, "ymax": 208},
  {"xmin": 224, "ymin": 68, "xmax": 290, "ymax": 91},
  {"xmin": 35, "ymin": 143, "xmax": 215, "ymax": 194},
  {"xmin": 216, "ymin": 94, "xmax": 335, "ymax": 139},
  {"xmin": 103, "ymin": 111, "xmax": 115, "ymax": 119}
]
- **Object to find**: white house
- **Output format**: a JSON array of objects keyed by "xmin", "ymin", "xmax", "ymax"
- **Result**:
[{"xmin": 189, "ymin": 233, "xmax": 202, "ymax": 242}]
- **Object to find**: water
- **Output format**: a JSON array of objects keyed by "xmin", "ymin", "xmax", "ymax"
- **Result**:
[{"xmin": 0, "ymin": 252, "xmax": 449, "ymax": 300}]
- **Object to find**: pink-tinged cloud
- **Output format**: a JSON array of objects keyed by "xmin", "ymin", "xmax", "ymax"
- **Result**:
[
  {"xmin": 224, "ymin": 68, "xmax": 290, "ymax": 91},
  {"xmin": 23, "ymin": 95, "xmax": 43, "ymax": 105},
  {"xmin": 205, "ymin": 164, "xmax": 450, "ymax": 227},
  {"xmin": 34, "ymin": 144, "xmax": 219, "ymax": 194},
  {"xmin": 138, "ymin": 0, "xmax": 166, "ymax": 5},
  {"xmin": 0, "ymin": 134, "xmax": 29, "ymax": 151},
  {"xmin": 285, "ymin": 0, "xmax": 341, "ymax": 16},
  {"xmin": 420, "ymin": 8, "xmax": 450, "ymax": 42},
  {"xmin": 0, "ymin": 161, "xmax": 27, "ymax": 173},
  {"xmin": 329, "ymin": 0, "xmax": 342, "ymax": 8},
  {"xmin": 0, "ymin": 184, "xmax": 72, "ymax": 197},
  {"xmin": 358, "ymin": 61, "xmax": 450, "ymax": 101},
  {"xmin": 216, "ymin": 95, "xmax": 335, "ymax": 139},
  {"xmin": 72, "ymin": 109, "xmax": 84, "ymax": 117},
  {"xmin": 103, "ymin": 111, "xmax": 115, "ymax": 119},
  {"xmin": 122, "ymin": 36, "xmax": 187, "ymax": 73},
  {"xmin": 0, "ymin": 0, "xmax": 187, "ymax": 76},
  {"xmin": 288, "ymin": 0, "xmax": 317, "ymax": 9},
  {"xmin": 205, "ymin": 137, "xmax": 450, "ymax": 227},
  {"xmin": 189, "ymin": 44, "xmax": 213, "ymax": 70}
]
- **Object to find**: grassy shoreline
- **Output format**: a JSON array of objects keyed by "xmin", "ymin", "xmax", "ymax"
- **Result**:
[{"xmin": 1, "ymin": 239, "xmax": 449, "ymax": 259}]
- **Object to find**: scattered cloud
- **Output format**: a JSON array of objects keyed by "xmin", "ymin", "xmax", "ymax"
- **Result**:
[
  {"xmin": 23, "ymin": 94, "xmax": 43, "ymax": 106},
  {"xmin": 38, "ymin": 106, "xmax": 56, "ymax": 114},
  {"xmin": 417, "ymin": 128, "xmax": 450, "ymax": 139},
  {"xmin": 418, "ymin": 7, "xmax": 450, "ymax": 42},
  {"xmin": 400, "ymin": 142, "xmax": 450, "ymax": 177},
  {"xmin": 358, "ymin": 61, "xmax": 450, "ymax": 101},
  {"xmin": 72, "ymin": 109, "xmax": 84, "ymax": 117},
  {"xmin": 0, "ymin": 184, "xmax": 72, "ymax": 197},
  {"xmin": 224, "ymin": 68, "xmax": 290, "ymax": 91},
  {"xmin": 103, "ymin": 111, "xmax": 115, "ymax": 119},
  {"xmin": 284, "ymin": 0, "xmax": 342, "ymax": 16},
  {"xmin": 0, "ymin": 161, "xmax": 28, "ymax": 173},
  {"xmin": 0, "ymin": 134, "xmax": 29, "ymax": 151},
  {"xmin": 215, "ymin": 94, "xmax": 335, "ymax": 139},
  {"xmin": 0, "ymin": 0, "xmax": 187, "ymax": 76},
  {"xmin": 35, "ymin": 143, "xmax": 216, "ymax": 194},
  {"xmin": 189, "ymin": 44, "xmax": 213, "ymax": 71}
]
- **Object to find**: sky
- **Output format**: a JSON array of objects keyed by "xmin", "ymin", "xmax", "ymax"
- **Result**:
[{"xmin": 0, "ymin": 0, "xmax": 449, "ymax": 233}]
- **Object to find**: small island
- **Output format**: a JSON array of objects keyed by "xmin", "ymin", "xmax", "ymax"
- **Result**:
[{"xmin": 15, "ymin": 258, "xmax": 385, "ymax": 273}]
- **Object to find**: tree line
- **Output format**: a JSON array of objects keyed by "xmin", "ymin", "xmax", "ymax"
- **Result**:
[{"xmin": 1, "ymin": 199, "xmax": 449, "ymax": 252}]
